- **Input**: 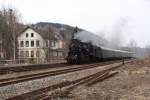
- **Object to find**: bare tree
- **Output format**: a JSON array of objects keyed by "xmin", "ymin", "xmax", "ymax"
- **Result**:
[
  {"xmin": 0, "ymin": 8, "xmax": 21, "ymax": 60},
  {"xmin": 61, "ymin": 27, "xmax": 75, "ymax": 57},
  {"xmin": 41, "ymin": 25, "xmax": 55, "ymax": 62}
]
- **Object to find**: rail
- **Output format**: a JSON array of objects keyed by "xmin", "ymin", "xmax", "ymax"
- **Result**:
[{"xmin": 6, "ymin": 60, "xmax": 132, "ymax": 100}]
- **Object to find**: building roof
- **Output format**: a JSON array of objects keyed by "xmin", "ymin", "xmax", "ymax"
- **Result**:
[{"xmin": 18, "ymin": 26, "xmax": 64, "ymax": 41}]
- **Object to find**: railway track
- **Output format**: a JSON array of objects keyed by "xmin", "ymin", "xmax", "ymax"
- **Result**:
[
  {"xmin": 0, "ymin": 60, "xmax": 122, "ymax": 75},
  {"xmin": 0, "ymin": 60, "xmax": 123, "ymax": 87},
  {"xmin": 6, "ymin": 60, "xmax": 131, "ymax": 100},
  {"xmin": 34, "ymin": 67, "xmax": 121, "ymax": 100},
  {"xmin": 0, "ymin": 63, "xmax": 70, "ymax": 75}
]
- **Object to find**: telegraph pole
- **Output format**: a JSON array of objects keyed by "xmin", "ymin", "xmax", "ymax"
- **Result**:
[
  {"xmin": 48, "ymin": 25, "xmax": 51, "ymax": 63},
  {"xmin": 10, "ymin": 9, "xmax": 16, "ymax": 62},
  {"xmin": 0, "ymin": 32, "xmax": 1, "ymax": 55}
]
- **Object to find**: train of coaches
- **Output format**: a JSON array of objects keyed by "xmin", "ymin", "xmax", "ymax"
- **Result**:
[{"xmin": 67, "ymin": 39, "xmax": 134, "ymax": 64}]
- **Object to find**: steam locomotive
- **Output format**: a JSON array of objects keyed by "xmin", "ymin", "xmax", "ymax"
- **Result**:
[{"xmin": 67, "ymin": 30, "xmax": 134, "ymax": 64}]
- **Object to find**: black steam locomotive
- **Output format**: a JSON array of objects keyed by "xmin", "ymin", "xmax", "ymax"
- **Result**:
[{"xmin": 67, "ymin": 33, "xmax": 134, "ymax": 64}]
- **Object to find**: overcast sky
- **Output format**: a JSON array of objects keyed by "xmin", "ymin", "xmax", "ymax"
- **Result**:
[{"xmin": 0, "ymin": 0, "xmax": 150, "ymax": 47}]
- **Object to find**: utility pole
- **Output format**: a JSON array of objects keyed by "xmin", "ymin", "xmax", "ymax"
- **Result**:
[
  {"xmin": 9, "ymin": 9, "xmax": 16, "ymax": 62},
  {"xmin": 48, "ymin": 25, "xmax": 51, "ymax": 63},
  {"xmin": 0, "ymin": 39, "xmax": 2, "ymax": 59}
]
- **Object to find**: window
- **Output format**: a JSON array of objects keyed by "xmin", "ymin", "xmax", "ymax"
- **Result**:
[
  {"xmin": 31, "ymin": 41, "xmax": 34, "ymax": 47},
  {"xmin": 26, "ymin": 33, "xmax": 28, "ymax": 37},
  {"xmin": 58, "ymin": 52, "xmax": 63, "ymax": 56},
  {"xmin": 36, "ymin": 50, "xmax": 40, "ymax": 57},
  {"xmin": 0, "ymin": 40, "xmax": 2, "ymax": 44},
  {"xmin": 20, "ymin": 51, "xmax": 24, "ymax": 57},
  {"xmin": 36, "ymin": 40, "xmax": 40, "ymax": 47},
  {"xmin": 25, "ymin": 51, "xmax": 29, "ymax": 57},
  {"xmin": 31, "ymin": 51, "xmax": 34, "ymax": 57},
  {"xmin": 51, "ymin": 41, "xmax": 56, "ymax": 47},
  {"xmin": 51, "ymin": 41, "xmax": 54, "ymax": 47},
  {"xmin": 20, "ymin": 41, "xmax": 24, "ymax": 47},
  {"xmin": 51, "ymin": 41, "xmax": 57, "ymax": 48},
  {"xmin": 25, "ymin": 41, "xmax": 29, "ymax": 47},
  {"xmin": 0, "ymin": 53, "xmax": 1, "ymax": 58},
  {"xmin": 53, "ymin": 51, "xmax": 57, "ymax": 56},
  {"xmin": 31, "ymin": 33, "xmax": 34, "ymax": 37},
  {"xmin": 0, "ymin": 53, "xmax": 4, "ymax": 58},
  {"xmin": 46, "ymin": 40, "xmax": 49, "ymax": 47}
]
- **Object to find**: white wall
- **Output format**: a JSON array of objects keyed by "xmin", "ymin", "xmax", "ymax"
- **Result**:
[{"xmin": 18, "ymin": 28, "xmax": 46, "ymax": 59}]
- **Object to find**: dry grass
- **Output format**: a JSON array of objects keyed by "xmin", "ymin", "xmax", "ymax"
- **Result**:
[{"xmin": 69, "ymin": 59, "xmax": 150, "ymax": 100}]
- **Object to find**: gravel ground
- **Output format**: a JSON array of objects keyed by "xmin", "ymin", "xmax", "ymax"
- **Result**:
[
  {"xmin": 0, "ymin": 62, "xmax": 101, "ymax": 80},
  {"xmin": 67, "ymin": 59, "xmax": 150, "ymax": 100},
  {"xmin": 0, "ymin": 64, "xmax": 82, "ymax": 80},
  {"xmin": 0, "ymin": 63, "xmax": 120, "ymax": 100},
  {"xmin": 0, "ymin": 60, "xmax": 66, "ymax": 68}
]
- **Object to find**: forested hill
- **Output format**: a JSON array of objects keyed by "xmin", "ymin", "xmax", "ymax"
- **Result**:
[{"xmin": 31, "ymin": 22, "xmax": 83, "ymax": 39}]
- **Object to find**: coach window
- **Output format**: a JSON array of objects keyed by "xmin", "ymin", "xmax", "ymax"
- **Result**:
[
  {"xmin": 31, "ymin": 41, "xmax": 34, "ymax": 47},
  {"xmin": 25, "ymin": 41, "xmax": 29, "ymax": 47},
  {"xmin": 31, "ymin": 33, "xmax": 34, "ymax": 37},
  {"xmin": 20, "ymin": 41, "xmax": 24, "ymax": 47}
]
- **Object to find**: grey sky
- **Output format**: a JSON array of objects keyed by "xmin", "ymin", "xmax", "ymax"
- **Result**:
[{"xmin": 0, "ymin": 0, "xmax": 150, "ymax": 47}]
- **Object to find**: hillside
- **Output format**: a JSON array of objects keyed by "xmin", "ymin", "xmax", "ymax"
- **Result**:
[
  {"xmin": 30, "ymin": 22, "xmax": 108, "ymax": 46},
  {"xmin": 31, "ymin": 22, "xmax": 83, "ymax": 40}
]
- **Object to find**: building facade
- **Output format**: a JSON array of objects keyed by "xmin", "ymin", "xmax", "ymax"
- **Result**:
[
  {"xmin": 18, "ymin": 26, "xmax": 65, "ymax": 62},
  {"xmin": 18, "ymin": 27, "xmax": 46, "ymax": 62}
]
